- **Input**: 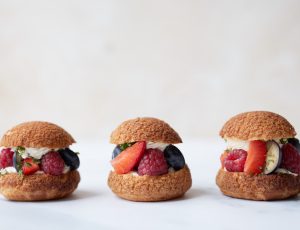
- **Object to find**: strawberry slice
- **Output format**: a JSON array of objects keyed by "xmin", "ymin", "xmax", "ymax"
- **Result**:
[
  {"xmin": 244, "ymin": 140, "xmax": 267, "ymax": 174},
  {"xmin": 22, "ymin": 158, "xmax": 40, "ymax": 175},
  {"xmin": 111, "ymin": 141, "xmax": 146, "ymax": 174}
]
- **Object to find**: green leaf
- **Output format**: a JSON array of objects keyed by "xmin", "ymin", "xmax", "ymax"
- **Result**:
[
  {"xmin": 280, "ymin": 139, "xmax": 288, "ymax": 144},
  {"xmin": 16, "ymin": 146, "xmax": 25, "ymax": 154},
  {"xmin": 25, "ymin": 162, "xmax": 32, "ymax": 167},
  {"xmin": 14, "ymin": 147, "xmax": 24, "ymax": 172},
  {"xmin": 119, "ymin": 142, "xmax": 135, "ymax": 151}
]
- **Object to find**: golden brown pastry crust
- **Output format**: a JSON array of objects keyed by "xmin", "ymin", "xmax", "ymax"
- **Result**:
[
  {"xmin": 108, "ymin": 165, "xmax": 192, "ymax": 201},
  {"xmin": 0, "ymin": 121, "xmax": 75, "ymax": 148},
  {"xmin": 216, "ymin": 169, "xmax": 300, "ymax": 200},
  {"xmin": 0, "ymin": 170, "xmax": 80, "ymax": 201},
  {"xmin": 220, "ymin": 111, "xmax": 296, "ymax": 141},
  {"xmin": 110, "ymin": 117, "xmax": 182, "ymax": 144}
]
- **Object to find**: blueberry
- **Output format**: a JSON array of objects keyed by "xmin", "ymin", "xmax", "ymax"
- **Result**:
[
  {"xmin": 13, "ymin": 152, "xmax": 22, "ymax": 172},
  {"xmin": 13, "ymin": 152, "xmax": 17, "ymax": 168},
  {"xmin": 58, "ymin": 148, "xmax": 80, "ymax": 170},
  {"xmin": 112, "ymin": 146, "xmax": 122, "ymax": 159},
  {"xmin": 13, "ymin": 152, "xmax": 19, "ymax": 170},
  {"xmin": 163, "ymin": 145, "xmax": 185, "ymax": 170},
  {"xmin": 288, "ymin": 138, "xmax": 300, "ymax": 152}
]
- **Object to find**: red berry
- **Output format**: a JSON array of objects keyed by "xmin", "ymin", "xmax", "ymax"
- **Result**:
[
  {"xmin": 138, "ymin": 148, "xmax": 168, "ymax": 176},
  {"xmin": 111, "ymin": 141, "xmax": 146, "ymax": 174},
  {"xmin": 220, "ymin": 151, "xmax": 229, "ymax": 168},
  {"xmin": 41, "ymin": 151, "xmax": 65, "ymax": 176},
  {"xmin": 280, "ymin": 143, "xmax": 300, "ymax": 174},
  {"xmin": 224, "ymin": 149, "xmax": 247, "ymax": 172},
  {"xmin": 22, "ymin": 158, "xmax": 39, "ymax": 175},
  {"xmin": 0, "ymin": 148, "xmax": 14, "ymax": 169},
  {"xmin": 244, "ymin": 140, "xmax": 267, "ymax": 174}
]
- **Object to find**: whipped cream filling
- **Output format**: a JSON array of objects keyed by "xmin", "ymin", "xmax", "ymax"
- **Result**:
[
  {"xmin": 63, "ymin": 165, "xmax": 71, "ymax": 174},
  {"xmin": 223, "ymin": 138, "xmax": 297, "ymax": 175},
  {"xmin": 146, "ymin": 142, "xmax": 169, "ymax": 151},
  {"xmin": 225, "ymin": 138, "xmax": 249, "ymax": 151},
  {"xmin": 0, "ymin": 147, "xmax": 70, "ymax": 175},
  {"xmin": 275, "ymin": 168, "xmax": 297, "ymax": 176},
  {"xmin": 0, "ymin": 167, "xmax": 17, "ymax": 175},
  {"xmin": 11, "ymin": 147, "xmax": 59, "ymax": 160},
  {"xmin": 225, "ymin": 138, "xmax": 282, "ymax": 151}
]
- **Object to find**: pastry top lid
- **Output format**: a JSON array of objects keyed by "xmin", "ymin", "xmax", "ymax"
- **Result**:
[
  {"xmin": 0, "ymin": 121, "xmax": 75, "ymax": 148},
  {"xmin": 220, "ymin": 111, "xmax": 296, "ymax": 141},
  {"xmin": 110, "ymin": 117, "xmax": 182, "ymax": 144}
]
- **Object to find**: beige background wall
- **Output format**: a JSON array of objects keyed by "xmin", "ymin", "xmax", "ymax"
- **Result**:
[{"xmin": 0, "ymin": 0, "xmax": 299, "ymax": 141}]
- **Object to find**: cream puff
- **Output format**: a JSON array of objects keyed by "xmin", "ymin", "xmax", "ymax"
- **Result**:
[
  {"xmin": 216, "ymin": 111, "xmax": 300, "ymax": 200},
  {"xmin": 108, "ymin": 117, "xmax": 192, "ymax": 201},
  {"xmin": 0, "ymin": 121, "xmax": 80, "ymax": 201}
]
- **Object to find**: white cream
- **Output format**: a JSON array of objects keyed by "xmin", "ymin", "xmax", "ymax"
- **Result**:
[
  {"xmin": 0, "ymin": 167, "xmax": 16, "ymax": 175},
  {"xmin": 11, "ymin": 147, "xmax": 58, "ymax": 159},
  {"xmin": 275, "ymin": 168, "xmax": 298, "ymax": 176},
  {"xmin": 168, "ymin": 167, "xmax": 175, "ymax": 173},
  {"xmin": 225, "ymin": 138, "xmax": 249, "ymax": 151},
  {"xmin": 225, "ymin": 138, "xmax": 282, "ymax": 151},
  {"xmin": 130, "ymin": 171, "xmax": 139, "ymax": 176},
  {"xmin": 146, "ymin": 142, "xmax": 169, "ymax": 151},
  {"xmin": 0, "ymin": 166, "xmax": 71, "ymax": 176},
  {"xmin": 63, "ymin": 165, "xmax": 70, "ymax": 174}
]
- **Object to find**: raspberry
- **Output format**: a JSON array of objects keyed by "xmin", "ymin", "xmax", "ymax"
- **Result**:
[
  {"xmin": 41, "ymin": 151, "xmax": 65, "ymax": 176},
  {"xmin": 224, "ymin": 149, "xmax": 247, "ymax": 172},
  {"xmin": 280, "ymin": 143, "xmax": 300, "ymax": 174},
  {"xmin": 0, "ymin": 148, "xmax": 14, "ymax": 169},
  {"xmin": 138, "ymin": 148, "xmax": 168, "ymax": 176}
]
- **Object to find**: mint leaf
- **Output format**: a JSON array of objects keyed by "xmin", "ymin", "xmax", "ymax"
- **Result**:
[
  {"xmin": 14, "ymin": 146, "xmax": 24, "ymax": 173},
  {"xmin": 119, "ymin": 142, "xmax": 135, "ymax": 151},
  {"xmin": 280, "ymin": 139, "xmax": 288, "ymax": 144}
]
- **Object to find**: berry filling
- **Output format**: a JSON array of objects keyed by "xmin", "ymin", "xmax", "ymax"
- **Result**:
[
  {"xmin": 0, "ymin": 146, "xmax": 80, "ymax": 176},
  {"xmin": 220, "ymin": 138, "xmax": 300, "ymax": 175},
  {"xmin": 111, "ymin": 141, "xmax": 185, "ymax": 175}
]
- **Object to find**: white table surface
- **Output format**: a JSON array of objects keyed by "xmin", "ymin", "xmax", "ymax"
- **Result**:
[{"xmin": 1, "ymin": 139, "xmax": 299, "ymax": 230}]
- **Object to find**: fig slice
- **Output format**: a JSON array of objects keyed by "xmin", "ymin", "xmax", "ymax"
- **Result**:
[{"xmin": 263, "ymin": 140, "xmax": 282, "ymax": 174}]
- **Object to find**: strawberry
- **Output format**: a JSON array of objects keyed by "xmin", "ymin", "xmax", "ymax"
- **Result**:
[
  {"xmin": 244, "ymin": 140, "xmax": 267, "ymax": 174},
  {"xmin": 111, "ymin": 141, "xmax": 146, "ymax": 174},
  {"xmin": 22, "ymin": 158, "xmax": 40, "ymax": 175}
]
